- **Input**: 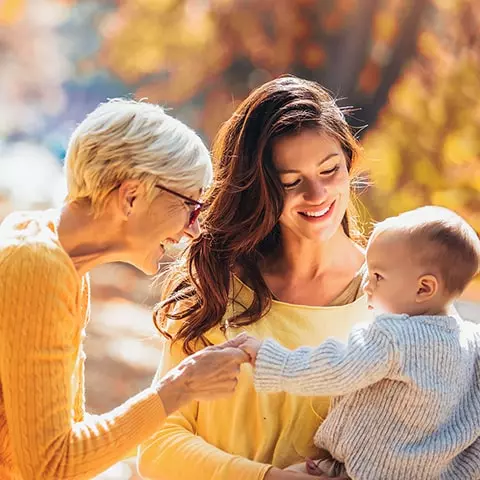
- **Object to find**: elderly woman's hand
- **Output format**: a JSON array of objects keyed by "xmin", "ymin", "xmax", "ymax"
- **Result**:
[
  {"xmin": 155, "ymin": 333, "xmax": 251, "ymax": 415},
  {"xmin": 232, "ymin": 333, "xmax": 263, "ymax": 365}
]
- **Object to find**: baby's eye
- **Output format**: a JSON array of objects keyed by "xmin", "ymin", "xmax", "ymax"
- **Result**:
[{"xmin": 374, "ymin": 273, "xmax": 383, "ymax": 281}]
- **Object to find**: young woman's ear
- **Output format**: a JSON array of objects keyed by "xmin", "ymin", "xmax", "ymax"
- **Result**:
[{"xmin": 416, "ymin": 274, "xmax": 438, "ymax": 303}]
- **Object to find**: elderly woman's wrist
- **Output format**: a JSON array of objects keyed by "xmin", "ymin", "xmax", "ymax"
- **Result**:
[{"xmin": 154, "ymin": 374, "xmax": 191, "ymax": 416}]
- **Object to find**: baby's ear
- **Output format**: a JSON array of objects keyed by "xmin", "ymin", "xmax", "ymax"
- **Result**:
[{"xmin": 416, "ymin": 274, "xmax": 438, "ymax": 303}]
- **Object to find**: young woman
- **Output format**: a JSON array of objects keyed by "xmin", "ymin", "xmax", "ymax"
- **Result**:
[{"xmin": 138, "ymin": 76, "xmax": 373, "ymax": 480}]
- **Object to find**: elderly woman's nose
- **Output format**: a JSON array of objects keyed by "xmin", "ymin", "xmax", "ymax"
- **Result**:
[{"xmin": 185, "ymin": 219, "xmax": 201, "ymax": 239}]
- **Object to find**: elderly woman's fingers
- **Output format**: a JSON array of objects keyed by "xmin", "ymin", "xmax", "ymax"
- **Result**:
[
  {"xmin": 213, "ymin": 346, "xmax": 251, "ymax": 364},
  {"xmin": 171, "ymin": 345, "xmax": 250, "ymax": 403},
  {"xmin": 215, "ymin": 332, "xmax": 249, "ymax": 349}
]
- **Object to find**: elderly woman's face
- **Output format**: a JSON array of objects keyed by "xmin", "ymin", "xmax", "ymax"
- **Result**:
[{"xmin": 121, "ymin": 183, "xmax": 202, "ymax": 275}]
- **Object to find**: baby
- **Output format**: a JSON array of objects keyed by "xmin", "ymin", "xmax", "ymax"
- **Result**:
[{"xmin": 238, "ymin": 206, "xmax": 480, "ymax": 480}]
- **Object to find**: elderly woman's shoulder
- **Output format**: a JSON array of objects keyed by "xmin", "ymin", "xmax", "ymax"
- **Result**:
[{"xmin": 0, "ymin": 210, "xmax": 77, "ymax": 283}]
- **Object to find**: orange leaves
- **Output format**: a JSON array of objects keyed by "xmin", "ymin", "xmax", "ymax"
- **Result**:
[
  {"xmin": 358, "ymin": 60, "xmax": 381, "ymax": 94},
  {"xmin": 302, "ymin": 44, "xmax": 326, "ymax": 69}
]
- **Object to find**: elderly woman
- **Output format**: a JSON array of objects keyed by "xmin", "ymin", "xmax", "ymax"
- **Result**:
[
  {"xmin": 0, "ymin": 99, "xmax": 248, "ymax": 480},
  {"xmin": 137, "ymin": 76, "xmax": 373, "ymax": 480}
]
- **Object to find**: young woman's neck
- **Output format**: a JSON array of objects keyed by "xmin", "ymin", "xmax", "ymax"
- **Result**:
[
  {"xmin": 266, "ymin": 227, "xmax": 364, "ymax": 281},
  {"xmin": 56, "ymin": 202, "xmax": 126, "ymax": 276}
]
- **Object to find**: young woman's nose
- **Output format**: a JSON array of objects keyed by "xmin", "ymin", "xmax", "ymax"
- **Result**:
[{"xmin": 302, "ymin": 179, "xmax": 328, "ymax": 204}]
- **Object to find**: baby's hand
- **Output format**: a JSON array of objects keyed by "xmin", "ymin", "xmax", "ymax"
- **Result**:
[{"xmin": 233, "ymin": 334, "xmax": 263, "ymax": 365}]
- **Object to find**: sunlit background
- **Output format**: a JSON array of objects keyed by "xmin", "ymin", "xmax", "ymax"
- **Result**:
[{"xmin": 1, "ymin": 0, "xmax": 479, "ymax": 478}]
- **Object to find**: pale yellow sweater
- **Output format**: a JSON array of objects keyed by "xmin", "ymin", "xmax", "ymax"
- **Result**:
[
  {"xmin": 138, "ymin": 274, "xmax": 373, "ymax": 480},
  {"xmin": 0, "ymin": 210, "xmax": 167, "ymax": 480}
]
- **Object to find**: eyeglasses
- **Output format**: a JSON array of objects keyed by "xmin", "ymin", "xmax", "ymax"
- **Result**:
[{"xmin": 156, "ymin": 184, "xmax": 204, "ymax": 227}]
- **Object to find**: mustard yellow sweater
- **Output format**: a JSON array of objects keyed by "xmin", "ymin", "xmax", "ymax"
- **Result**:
[
  {"xmin": 138, "ymin": 275, "xmax": 373, "ymax": 480},
  {"xmin": 0, "ymin": 210, "xmax": 166, "ymax": 480}
]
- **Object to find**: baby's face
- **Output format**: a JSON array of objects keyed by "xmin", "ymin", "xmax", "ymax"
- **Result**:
[{"xmin": 364, "ymin": 232, "xmax": 426, "ymax": 315}]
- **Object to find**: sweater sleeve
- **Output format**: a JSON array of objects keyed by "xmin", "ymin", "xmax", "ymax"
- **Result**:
[
  {"xmin": 138, "ymin": 324, "xmax": 272, "ymax": 480},
  {"xmin": 0, "ymin": 243, "xmax": 167, "ymax": 480},
  {"xmin": 254, "ymin": 322, "xmax": 395, "ymax": 396}
]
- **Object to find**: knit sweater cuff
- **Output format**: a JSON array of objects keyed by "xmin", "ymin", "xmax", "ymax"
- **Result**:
[{"xmin": 254, "ymin": 339, "xmax": 291, "ymax": 393}]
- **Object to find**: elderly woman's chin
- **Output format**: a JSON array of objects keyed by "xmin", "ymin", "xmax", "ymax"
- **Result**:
[{"xmin": 131, "ymin": 247, "xmax": 166, "ymax": 276}]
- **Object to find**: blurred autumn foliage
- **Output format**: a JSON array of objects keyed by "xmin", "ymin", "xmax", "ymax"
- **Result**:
[
  {"xmin": 82, "ymin": 0, "xmax": 479, "ymax": 234},
  {"xmin": 1, "ymin": 0, "xmax": 478, "ymax": 235},
  {"xmin": 94, "ymin": 0, "xmax": 429, "ymax": 139},
  {"xmin": 363, "ymin": 0, "xmax": 480, "ymax": 233}
]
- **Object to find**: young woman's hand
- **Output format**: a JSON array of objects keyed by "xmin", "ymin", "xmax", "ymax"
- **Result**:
[{"xmin": 155, "ymin": 334, "xmax": 250, "ymax": 415}]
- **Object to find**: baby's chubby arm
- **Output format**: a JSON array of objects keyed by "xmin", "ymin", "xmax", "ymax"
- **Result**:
[{"xmin": 235, "ymin": 324, "xmax": 395, "ymax": 396}]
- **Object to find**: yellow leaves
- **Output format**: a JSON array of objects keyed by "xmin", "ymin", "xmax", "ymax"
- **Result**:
[
  {"xmin": 412, "ymin": 159, "xmax": 444, "ymax": 189},
  {"xmin": 418, "ymin": 31, "xmax": 440, "ymax": 60},
  {"xmin": 444, "ymin": 131, "xmax": 477, "ymax": 166},
  {"xmin": 388, "ymin": 73, "xmax": 425, "ymax": 118},
  {"xmin": 0, "ymin": 0, "xmax": 24, "ymax": 25},
  {"xmin": 389, "ymin": 189, "xmax": 425, "ymax": 215},
  {"xmin": 373, "ymin": 11, "xmax": 398, "ymax": 45},
  {"xmin": 362, "ymin": 0, "xmax": 480, "ymax": 237},
  {"xmin": 362, "ymin": 145, "xmax": 401, "ymax": 192},
  {"xmin": 134, "ymin": 0, "xmax": 180, "ymax": 12},
  {"xmin": 99, "ymin": 0, "xmax": 216, "ymax": 83},
  {"xmin": 431, "ymin": 189, "xmax": 468, "ymax": 211}
]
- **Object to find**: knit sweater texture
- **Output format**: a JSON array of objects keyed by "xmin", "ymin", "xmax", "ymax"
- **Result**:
[
  {"xmin": 0, "ymin": 210, "xmax": 167, "ymax": 480},
  {"xmin": 255, "ymin": 313, "xmax": 480, "ymax": 480}
]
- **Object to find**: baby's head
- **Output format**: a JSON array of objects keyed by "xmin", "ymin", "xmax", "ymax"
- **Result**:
[{"xmin": 364, "ymin": 206, "xmax": 480, "ymax": 316}]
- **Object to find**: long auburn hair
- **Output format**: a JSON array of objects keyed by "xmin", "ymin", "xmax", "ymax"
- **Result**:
[{"xmin": 154, "ymin": 76, "xmax": 363, "ymax": 354}]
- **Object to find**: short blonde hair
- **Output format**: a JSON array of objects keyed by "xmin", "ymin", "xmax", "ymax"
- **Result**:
[
  {"xmin": 64, "ymin": 98, "xmax": 213, "ymax": 213},
  {"xmin": 371, "ymin": 206, "xmax": 480, "ymax": 295}
]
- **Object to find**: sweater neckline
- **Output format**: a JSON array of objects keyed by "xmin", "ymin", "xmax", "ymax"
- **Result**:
[{"xmin": 232, "ymin": 274, "xmax": 367, "ymax": 311}]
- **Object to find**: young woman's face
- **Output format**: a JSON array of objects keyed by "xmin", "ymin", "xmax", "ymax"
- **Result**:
[{"xmin": 272, "ymin": 129, "xmax": 351, "ymax": 243}]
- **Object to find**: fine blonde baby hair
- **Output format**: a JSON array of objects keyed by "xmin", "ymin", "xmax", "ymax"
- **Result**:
[{"xmin": 372, "ymin": 206, "xmax": 480, "ymax": 295}]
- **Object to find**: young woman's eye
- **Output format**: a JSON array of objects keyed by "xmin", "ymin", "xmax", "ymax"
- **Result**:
[
  {"xmin": 282, "ymin": 179, "xmax": 300, "ymax": 190},
  {"xmin": 321, "ymin": 165, "xmax": 340, "ymax": 175}
]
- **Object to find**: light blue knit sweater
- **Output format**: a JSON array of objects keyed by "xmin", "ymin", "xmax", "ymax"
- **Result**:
[{"xmin": 254, "ymin": 314, "xmax": 480, "ymax": 480}]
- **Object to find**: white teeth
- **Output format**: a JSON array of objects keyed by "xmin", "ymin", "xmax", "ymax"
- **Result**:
[{"xmin": 301, "ymin": 206, "xmax": 330, "ymax": 217}]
